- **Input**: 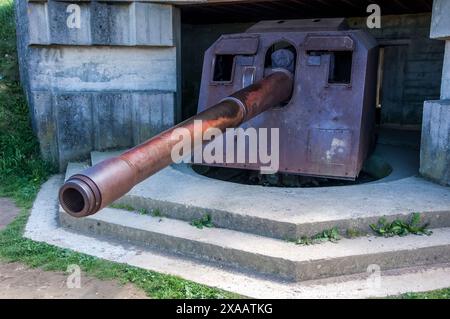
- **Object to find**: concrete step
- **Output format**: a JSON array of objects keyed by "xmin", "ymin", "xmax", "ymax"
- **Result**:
[
  {"xmin": 30, "ymin": 176, "xmax": 450, "ymax": 298},
  {"xmin": 65, "ymin": 157, "xmax": 450, "ymax": 241},
  {"xmin": 59, "ymin": 205, "xmax": 450, "ymax": 282}
]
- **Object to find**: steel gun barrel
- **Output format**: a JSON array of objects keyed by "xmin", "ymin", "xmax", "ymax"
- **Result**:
[{"xmin": 59, "ymin": 69, "xmax": 293, "ymax": 217}]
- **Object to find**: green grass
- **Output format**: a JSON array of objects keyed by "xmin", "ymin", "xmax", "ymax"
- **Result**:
[
  {"xmin": 289, "ymin": 227, "xmax": 342, "ymax": 245},
  {"xmin": 346, "ymin": 228, "xmax": 365, "ymax": 239},
  {"xmin": 110, "ymin": 204, "xmax": 164, "ymax": 217},
  {"xmin": 110, "ymin": 203, "xmax": 136, "ymax": 212},
  {"xmin": 0, "ymin": 209, "xmax": 238, "ymax": 298},
  {"xmin": 0, "ymin": 0, "xmax": 237, "ymax": 299},
  {"xmin": 394, "ymin": 289, "xmax": 450, "ymax": 299},
  {"xmin": 190, "ymin": 214, "xmax": 214, "ymax": 229},
  {"xmin": 150, "ymin": 208, "xmax": 163, "ymax": 217},
  {"xmin": 0, "ymin": 0, "xmax": 52, "ymax": 206}
]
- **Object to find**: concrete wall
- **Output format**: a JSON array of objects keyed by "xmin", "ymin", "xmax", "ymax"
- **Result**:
[
  {"xmin": 420, "ymin": 0, "xmax": 450, "ymax": 186},
  {"xmin": 420, "ymin": 100, "xmax": 450, "ymax": 185},
  {"xmin": 442, "ymin": 40, "xmax": 450, "ymax": 99},
  {"xmin": 430, "ymin": 0, "xmax": 450, "ymax": 41},
  {"xmin": 16, "ymin": 0, "xmax": 181, "ymax": 169}
]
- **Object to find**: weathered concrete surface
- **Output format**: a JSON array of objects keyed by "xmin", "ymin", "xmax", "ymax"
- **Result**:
[
  {"xmin": 59, "ymin": 206, "xmax": 450, "ymax": 282},
  {"xmin": 442, "ymin": 41, "xmax": 450, "ymax": 99},
  {"xmin": 29, "ymin": 47, "xmax": 177, "ymax": 92},
  {"xmin": 15, "ymin": 0, "xmax": 181, "ymax": 170},
  {"xmin": 61, "ymin": 148, "xmax": 450, "ymax": 281},
  {"xmin": 28, "ymin": 1, "xmax": 176, "ymax": 46},
  {"xmin": 82, "ymin": 148, "xmax": 450, "ymax": 240},
  {"xmin": 430, "ymin": 0, "xmax": 450, "ymax": 40},
  {"xmin": 419, "ymin": 1, "xmax": 450, "ymax": 186},
  {"xmin": 25, "ymin": 176, "xmax": 450, "ymax": 298},
  {"xmin": 32, "ymin": 91, "xmax": 175, "ymax": 166},
  {"xmin": 420, "ymin": 100, "xmax": 450, "ymax": 186}
]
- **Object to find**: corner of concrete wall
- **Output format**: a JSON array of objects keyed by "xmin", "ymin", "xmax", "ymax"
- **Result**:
[
  {"xmin": 16, "ymin": 0, "xmax": 181, "ymax": 171},
  {"xmin": 420, "ymin": 100, "xmax": 450, "ymax": 186},
  {"xmin": 430, "ymin": 0, "xmax": 450, "ymax": 41},
  {"xmin": 172, "ymin": 6, "xmax": 182, "ymax": 124},
  {"xmin": 420, "ymin": 0, "xmax": 450, "ymax": 186}
]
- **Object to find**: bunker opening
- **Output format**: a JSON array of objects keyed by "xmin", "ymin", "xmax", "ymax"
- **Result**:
[
  {"xmin": 213, "ymin": 55, "xmax": 235, "ymax": 82},
  {"xmin": 328, "ymin": 51, "xmax": 353, "ymax": 84}
]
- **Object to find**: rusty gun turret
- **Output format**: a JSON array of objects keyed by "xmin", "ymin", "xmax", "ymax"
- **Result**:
[{"xmin": 59, "ymin": 69, "xmax": 294, "ymax": 217}]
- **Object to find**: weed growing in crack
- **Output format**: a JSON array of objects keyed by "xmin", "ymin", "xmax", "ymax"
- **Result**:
[
  {"xmin": 370, "ymin": 213, "xmax": 432, "ymax": 237},
  {"xmin": 290, "ymin": 227, "xmax": 341, "ymax": 245},
  {"xmin": 190, "ymin": 214, "xmax": 214, "ymax": 229}
]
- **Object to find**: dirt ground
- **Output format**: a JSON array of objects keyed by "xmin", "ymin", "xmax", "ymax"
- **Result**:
[
  {"xmin": 0, "ymin": 262, "xmax": 148, "ymax": 299},
  {"xmin": 0, "ymin": 198, "xmax": 20, "ymax": 230},
  {"xmin": 0, "ymin": 198, "xmax": 148, "ymax": 299}
]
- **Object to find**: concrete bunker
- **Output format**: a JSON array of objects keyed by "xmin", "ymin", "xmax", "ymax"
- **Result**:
[
  {"xmin": 16, "ymin": 0, "xmax": 450, "ymax": 297},
  {"xmin": 14, "ymin": 1, "xmax": 450, "ymax": 291},
  {"xmin": 16, "ymin": 0, "xmax": 448, "ymax": 195}
]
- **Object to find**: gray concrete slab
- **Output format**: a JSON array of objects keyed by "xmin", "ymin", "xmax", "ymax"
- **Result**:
[
  {"xmin": 28, "ymin": 1, "xmax": 177, "ymax": 46},
  {"xmin": 85, "ymin": 148, "xmax": 450, "ymax": 239},
  {"xmin": 25, "ymin": 176, "xmax": 450, "ymax": 298},
  {"xmin": 16, "ymin": 0, "xmax": 181, "ymax": 169},
  {"xmin": 431, "ymin": 0, "xmax": 450, "ymax": 40},
  {"xmin": 420, "ymin": 100, "xmax": 450, "ymax": 186},
  {"xmin": 59, "ymin": 205, "xmax": 450, "ymax": 282}
]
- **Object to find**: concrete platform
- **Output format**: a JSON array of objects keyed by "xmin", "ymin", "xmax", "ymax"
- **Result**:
[
  {"xmin": 55, "ymin": 144, "xmax": 450, "ymax": 283},
  {"xmin": 79, "ymin": 146, "xmax": 450, "ymax": 240},
  {"xmin": 60, "ymin": 206, "xmax": 450, "ymax": 282},
  {"xmin": 25, "ymin": 176, "xmax": 450, "ymax": 298}
]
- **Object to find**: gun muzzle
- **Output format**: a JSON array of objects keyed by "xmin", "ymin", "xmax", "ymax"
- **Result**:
[{"xmin": 59, "ymin": 69, "xmax": 293, "ymax": 217}]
